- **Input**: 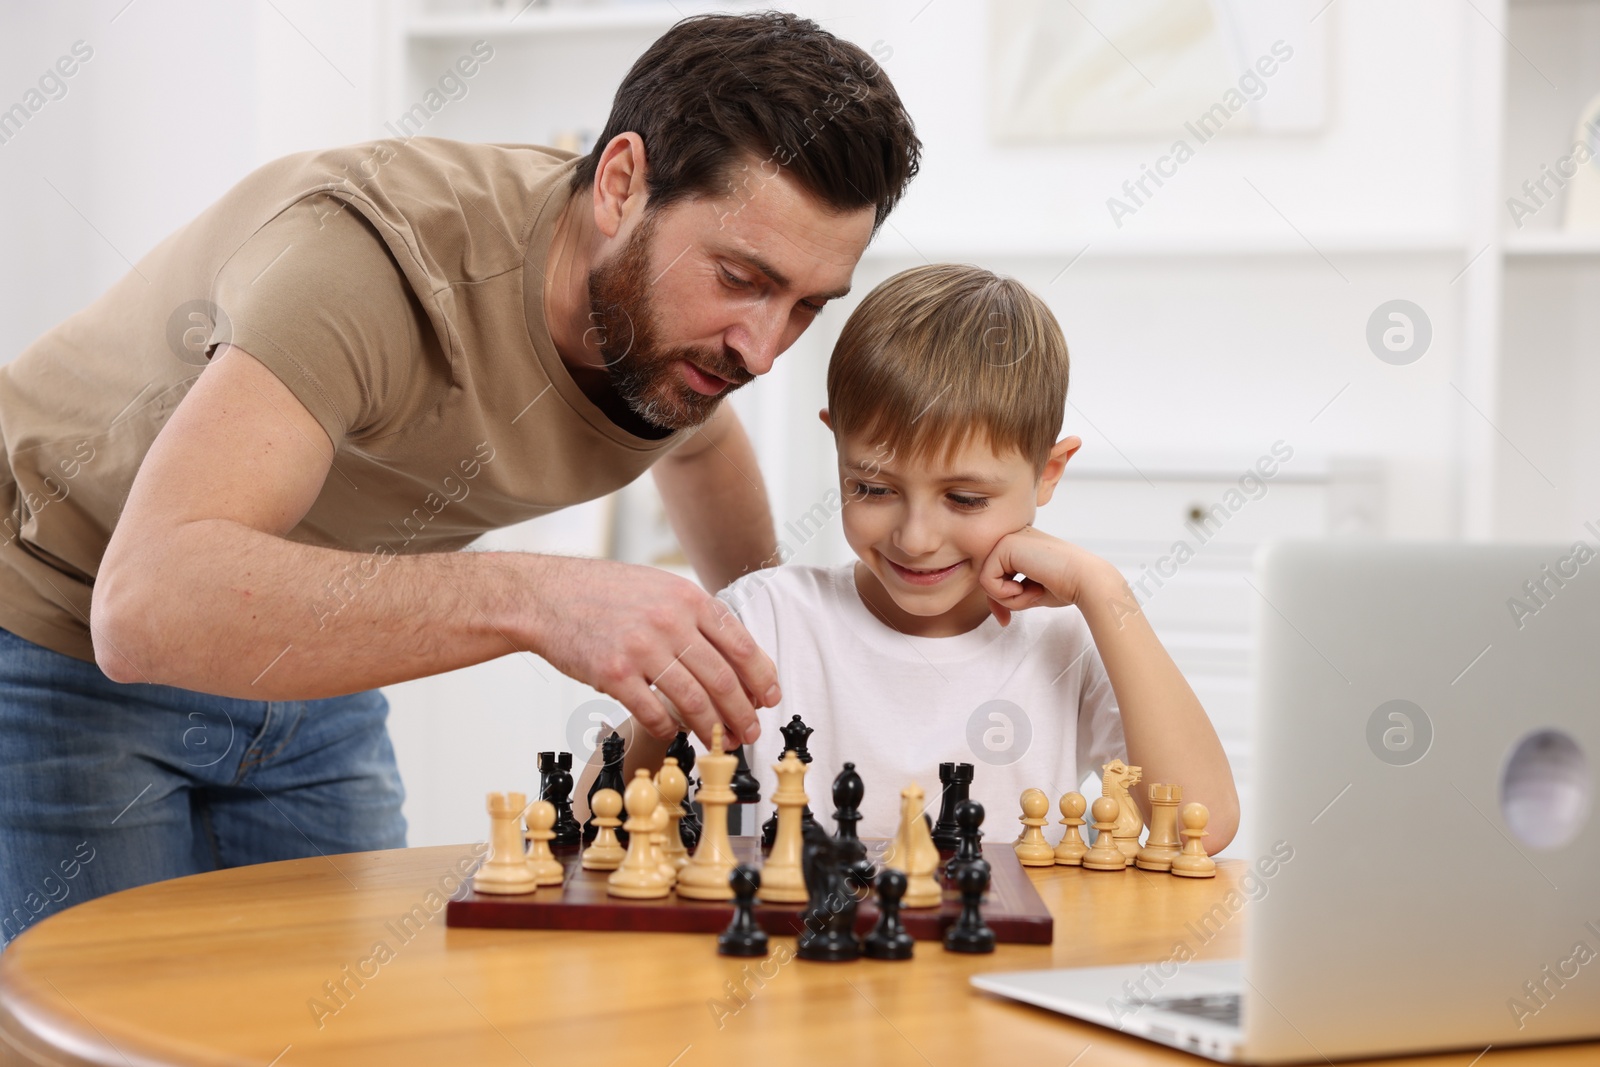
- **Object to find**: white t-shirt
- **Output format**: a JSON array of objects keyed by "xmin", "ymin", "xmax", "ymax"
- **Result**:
[{"xmin": 714, "ymin": 562, "xmax": 1126, "ymax": 840}]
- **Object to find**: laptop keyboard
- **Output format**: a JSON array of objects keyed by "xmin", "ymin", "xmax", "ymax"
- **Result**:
[{"xmin": 1138, "ymin": 992, "xmax": 1242, "ymax": 1026}]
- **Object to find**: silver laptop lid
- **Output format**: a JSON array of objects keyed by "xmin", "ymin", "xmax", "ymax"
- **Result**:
[{"xmin": 1245, "ymin": 542, "xmax": 1598, "ymax": 1062}]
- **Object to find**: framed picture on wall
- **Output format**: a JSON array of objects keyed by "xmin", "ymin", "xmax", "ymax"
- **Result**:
[{"xmin": 988, "ymin": 0, "xmax": 1329, "ymax": 143}]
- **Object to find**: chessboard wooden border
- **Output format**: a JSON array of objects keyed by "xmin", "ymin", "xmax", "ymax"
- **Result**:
[{"xmin": 446, "ymin": 838, "xmax": 1053, "ymax": 945}]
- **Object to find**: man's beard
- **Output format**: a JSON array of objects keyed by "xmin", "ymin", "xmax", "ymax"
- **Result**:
[{"xmin": 585, "ymin": 211, "xmax": 752, "ymax": 432}]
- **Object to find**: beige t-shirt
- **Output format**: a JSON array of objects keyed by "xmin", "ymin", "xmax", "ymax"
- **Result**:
[{"xmin": 0, "ymin": 137, "xmax": 691, "ymax": 663}]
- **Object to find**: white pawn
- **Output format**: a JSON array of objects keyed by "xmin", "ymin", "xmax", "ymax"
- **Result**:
[
  {"xmin": 522, "ymin": 799, "xmax": 565, "ymax": 887},
  {"xmin": 648, "ymin": 803, "xmax": 677, "ymax": 887},
  {"xmin": 1169, "ymin": 802, "xmax": 1217, "ymax": 878},
  {"xmin": 1081, "ymin": 796, "xmax": 1127, "ymax": 872},
  {"xmin": 1054, "ymin": 791, "xmax": 1088, "ymax": 866},
  {"xmin": 656, "ymin": 757, "xmax": 690, "ymax": 871},
  {"xmin": 581, "ymin": 788, "xmax": 625, "ymax": 871},
  {"xmin": 1014, "ymin": 788, "xmax": 1056, "ymax": 867},
  {"xmin": 607, "ymin": 770, "xmax": 671, "ymax": 899}
]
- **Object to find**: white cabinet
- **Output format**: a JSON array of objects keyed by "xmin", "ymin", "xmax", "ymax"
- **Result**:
[
  {"xmin": 1491, "ymin": 1, "xmax": 1600, "ymax": 542},
  {"xmin": 1032, "ymin": 455, "xmax": 1383, "ymax": 859}
]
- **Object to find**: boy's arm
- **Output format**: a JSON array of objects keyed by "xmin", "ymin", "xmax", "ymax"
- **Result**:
[
  {"xmin": 984, "ymin": 532, "xmax": 1240, "ymax": 851},
  {"xmin": 1076, "ymin": 561, "xmax": 1239, "ymax": 851}
]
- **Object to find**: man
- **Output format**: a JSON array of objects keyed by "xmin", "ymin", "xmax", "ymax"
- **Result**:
[{"xmin": 0, "ymin": 12, "xmax": 919, "ymax": 940}]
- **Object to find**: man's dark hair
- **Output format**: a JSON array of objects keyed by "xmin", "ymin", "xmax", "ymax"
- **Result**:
[{"xmin": 570, "ymin": 12, "xmax": 920, "ymax": 233}]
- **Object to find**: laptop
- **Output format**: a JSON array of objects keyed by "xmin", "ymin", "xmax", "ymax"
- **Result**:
[{"xmin": 973, "ymin": 541, "xmax": 1599, "ymax": 1063}]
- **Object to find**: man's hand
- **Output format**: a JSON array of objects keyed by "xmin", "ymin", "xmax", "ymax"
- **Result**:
[
  {"xmin": 527, "ymin": 555, "xmax": 777, "ymax": 747},
  {"xmin": 976, "ymin": 526, "xmax": 1120, "ymax": 626}
]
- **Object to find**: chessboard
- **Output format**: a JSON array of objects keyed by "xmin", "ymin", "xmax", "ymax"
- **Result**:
[{"xmin": 446, "ymin": 836, "xmax": 1052, "ymax": 945}]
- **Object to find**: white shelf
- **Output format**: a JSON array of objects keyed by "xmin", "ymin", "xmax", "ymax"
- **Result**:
[
  {"xmin": 1502, "ymin": 230, "xmax": 1600, "ymax": 257},
  {"xmin": 405, "ymin": 1, "xmax": 756, "ymax": 40},
  {"xmin": 860, "ymin": 232, "xmax": 1470, "ymax": 263}
]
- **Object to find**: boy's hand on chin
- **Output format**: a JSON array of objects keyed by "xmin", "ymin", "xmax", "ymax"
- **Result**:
[{"xmin": 979, "ymin": 527, "xmax": 1116, "ymax": 626}]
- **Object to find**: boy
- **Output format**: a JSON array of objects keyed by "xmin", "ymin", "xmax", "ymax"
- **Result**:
[{"xmin": 586, "ymin": 264, "xmax": 1238, "ymax": 850}]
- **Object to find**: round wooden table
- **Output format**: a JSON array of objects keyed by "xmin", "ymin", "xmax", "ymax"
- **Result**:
[{"xmin": 0, "ymin": 845, "xmax": 1590, "ymax": 1066}]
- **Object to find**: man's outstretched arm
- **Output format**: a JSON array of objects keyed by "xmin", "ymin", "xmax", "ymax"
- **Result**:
[{"xmin": 94, "ymin": 344, "xmax": 774, "ymax": 744}]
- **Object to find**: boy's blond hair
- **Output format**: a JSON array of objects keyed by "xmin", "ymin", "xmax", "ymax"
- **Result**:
[{"xmin": 825, "ymin": 264, "xmax": 1069, "ymax": 474}]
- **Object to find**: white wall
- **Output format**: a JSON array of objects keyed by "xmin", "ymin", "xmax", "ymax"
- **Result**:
[
  {"xmin": 0, "ymin": 2, "xmax": 256, "ymax": 362},
  {"xmin": 2, "ymin": 0, "xmax": 1571, "ymax": 857}
]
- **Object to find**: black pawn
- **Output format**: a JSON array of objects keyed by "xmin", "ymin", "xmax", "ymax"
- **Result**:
[
  {"xmin": 862, "ymin": 868, "xmax": 915, "ymax": 961},
  {"xmin": 943, "ymin": 863, "xmax": 996, "ymax": 954},
  {"xmin": 831, "ymin": 762, "xmax": 875, "ymax": 892},
  {"xmin": 583, "ymin": 730, "xmax": 628, "ymax": 845},
  {"xmin": 664, "ymin": 730, "xmax": 702, "ymax": 849},
  {"xmin": 545, "ymin": 762, "xmax": 581, "ymax": 848},
  {"xmin": 717, "ymin": 865, "xmax": 769, "ymax": 958},
  {"xmin": 944, "ymin": 799, "xmax": 988, "ymax": 882}
]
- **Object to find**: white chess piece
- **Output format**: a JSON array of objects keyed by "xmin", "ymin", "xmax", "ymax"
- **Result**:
[{"xmin": 473, "ymin": 792, "xmax": 537, "ymax": 895}]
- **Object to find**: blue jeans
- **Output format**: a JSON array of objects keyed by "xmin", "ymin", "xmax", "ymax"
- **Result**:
[{"xmin": 0, "ymin": 625, "xmax": 406, "ymax": 948}]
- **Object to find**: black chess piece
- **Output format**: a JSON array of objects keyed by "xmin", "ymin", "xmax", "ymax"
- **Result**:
[
  {"xmin": 758, "ymin": 774, "xmax": 778, "ymax": 850},
  {"xmin": 762, "ymin": 718, "xmax": 817, "ymax": 848},
  {"xmin": 944, "ymin": 799, "xmax": 989, "ymax": 882},
  {"xmin": 780, "ymin": 714, "xmax": 814, "ymax": 763},
  {"xmin": 664, "ymin": 730, "xmax": 695, "ymax": 774},
  {"xmin": 931, "ymin": 762, "xmax": 960, "ymax": 851},
  {"xmin": 679, "ymin": 795, "xmax": 702, "ymax": 849},
  {"xmin": 664, "ymin": 731, "xmax": 702, "ymax": 849},
  {"xmin": 830, "ymin": 762, "xmax": 876, "ymax": 893},
  {"xmin": 536, "ymin": 750, "xmax": 557, "ymax": 805},
  {"xmin": 544, "ymin": 759, "xmax": 581, "ymax": 848},
  {"xmin": 717, "ymin": 865, "xmax": 770, "ymax": 957},
  {"xmin": 862, "ymin": 868, "xmax": 915, "ymax": 961},
  {"xmin": 795, "ymin": 821, "xmax": 861, "ymax": 962},
  {"xmin": 931, "ymin": 762, "xmax": 973, "ymax": 851},
  {"xmin": 762, "ymin": 800, "xmax": 820, "ymax": 848},
  {"xmin": 762, "ymin": 795, "xmax": 819, "ymax": 848},
  {"xmin": 730, "ymin": 744, "xmax": 761, "ymax": 803},
  {"xmin": 943, "ymin": 862, "xmax": 996, "ymax": 954},
  {"xmin": 540, "ymin": 751, "xmax": 573, "ymax": 798},
  {"xmin": 583, "ymin": 730, "xmax": 628, "ymax": 845}
]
